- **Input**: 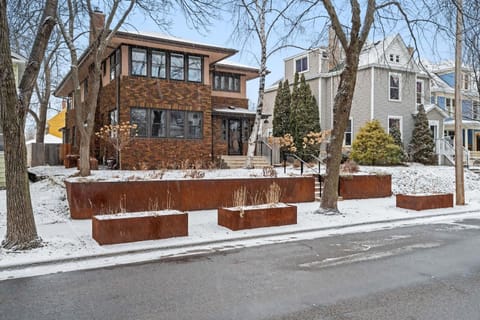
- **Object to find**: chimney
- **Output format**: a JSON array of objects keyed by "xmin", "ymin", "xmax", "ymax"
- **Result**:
[
  {"xmin": 328, "ymin": 26, "xmax": 345, "ymax": 71},
  {"xmin": 90, "ymin": 8, "xmax": 105, "ymax": 44},
  {"xmin": 407, "ymin": 46, "xmax": 414, "ymax": 58}
]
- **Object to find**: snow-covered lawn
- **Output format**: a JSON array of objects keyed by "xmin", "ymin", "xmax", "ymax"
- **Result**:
[{"xmin": 0, "ymin": 163, "xmax": 479, "ymax": 278}]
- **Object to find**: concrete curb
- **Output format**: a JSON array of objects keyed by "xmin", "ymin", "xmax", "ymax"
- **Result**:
[{"xmin": 1, "ymin": 208, "xmax": 479, "ymax": 272}]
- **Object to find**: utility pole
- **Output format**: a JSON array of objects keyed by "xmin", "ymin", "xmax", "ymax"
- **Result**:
[{"xmin": 455, "ymin": 0, "xmax": 465, "ymax": 205}]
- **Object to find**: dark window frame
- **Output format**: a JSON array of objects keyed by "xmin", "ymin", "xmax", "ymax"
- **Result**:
[
  {"xmin": 212, "ymin": 72, "xmax": 241, "ymax": 92},
  {"xmin": 130, "ymin": 107, "xmax": 203, "ymax": 140}
]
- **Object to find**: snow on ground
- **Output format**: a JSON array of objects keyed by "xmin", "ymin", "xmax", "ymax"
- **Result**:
[{"xmin": 0, "ymin": 163, "xmax": 479, "ymax": 279}]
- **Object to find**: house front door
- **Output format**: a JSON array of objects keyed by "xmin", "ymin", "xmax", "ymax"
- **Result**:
[{"xmin": 228, "ymin": 119, "xmax": 242, "ymax": 155}]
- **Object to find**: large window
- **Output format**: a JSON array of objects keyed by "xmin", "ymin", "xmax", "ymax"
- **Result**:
[
  {"xmin": 130, "ymin": 108, "xmax": 203, "ymax": 139},
  {"xmin": 388, "ymin": 116, "xmax": 402, "ymax": 139},
  {"xmin": 295, "ymin": 56, "xmax": 308, "ymax": 73},
  {"xmin": 188, "ymin": 56, "xmax": 202, "ymax": 82},
  {"xmin": 416, "ymin": 80, "xmax": 423, "ymax": 105},
  {"xmin": 344, "ymin": 118, "xmax": 352, "ymax": 146},
  {"xmin": 389, "ymin": 73, "xmax": 401, "ymax": 101},
  {"xmin": 213, "ymin": 72, "xmax": 240, "ymax": 92},
  {"xmin": 151, "ymin": 50, "xmax": 166, "ymax": 78},
  {"xmin": 170, "ymin": 53, "xmax": 185, "ymax": 80},
  {"xmin": 128, "ymin": 48, "xmax": 202, "ymax": 83},
  {"xmin": 131, "ymin": 48, "xmax": 147, "ymax": 76}
]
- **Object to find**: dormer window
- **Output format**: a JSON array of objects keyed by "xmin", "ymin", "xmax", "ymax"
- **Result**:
[
  {"xmin": 213, "ymin": 72, "xmax": 240, "ymax": 92},
  {"xmin": 389, "ymin": 54, "xmax": 400, "ymax": 63},
  {"xmin": 295, "ymin": 56, "xmax": 308, "ymax": 73}
]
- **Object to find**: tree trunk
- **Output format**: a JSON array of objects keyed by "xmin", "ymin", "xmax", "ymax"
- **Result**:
[
  {"xmin": 35, "ymin": 100, "xmax": 48, "ymax": 143},
  {"xmin": 320, "ymin": 57, "xmax": 359, "ymax": 212},
  {"xmin": 0, "ymin": 0, "xmax": 57, "ymax": 249},
  {"xmin": 245, "ymin": 2, "xmax": 267, "ymax": 169},
  {"xmin": 78, "ymin": 132, "xmax": 92, "ymax": 176}
]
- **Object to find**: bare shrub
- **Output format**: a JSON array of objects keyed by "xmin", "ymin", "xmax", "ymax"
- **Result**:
[
  {"xmin": 262, "ymin": 166, "xmax": 277, "ymax": 177},
  {"xmin": 340, "ymin": 159, "xmax": 359, "ymax": 174},
  {"xmin": 184, "ymin": 169, "xmax": 205, "ymax": 179},
  {"xmin": 233, "ymin": 186, "xmax": 247, "ymax": 217},
  {"xmin": 250, "ymin": 191, "xmax": 263, "ymax": 206},
  {"xmin": 265, "ymin": 183, "xmax": 281, "ymax": 205}
]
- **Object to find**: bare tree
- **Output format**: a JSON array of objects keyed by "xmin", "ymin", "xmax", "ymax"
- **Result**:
[
  {"xmin": 230, "ymin": 0, "xmax": 316, "ymax": 169},
  {"xmin": 0, "ymin": 0, "xmax": 57, "ymax": 249},
  {"xmin": 316, "ymin": 0, "xmax": 375, "ymax": 213}
]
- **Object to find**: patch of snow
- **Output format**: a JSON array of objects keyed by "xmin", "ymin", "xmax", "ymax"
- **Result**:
[{"xmin": 0, "ymin": 163, "xmax": 479, "ymax": 279}]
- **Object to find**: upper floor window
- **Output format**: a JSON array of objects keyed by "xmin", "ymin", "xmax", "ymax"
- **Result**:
[
  {"xmin": 295, "ymin": 56, "xmax": 308, "ymax": 73},
  {"xmin": 416, "ymin": 80, "xmax": 424, "ymax": 105},
  {"xmin": 170, "ymin": 53, "xmax": 185, "ymax": 80},
  {"xmin": 151, "ymin": 50, "xmax": 166, "ymax": 79},
  {"xmin": 464, "ymin": 73, "xmax": 470, "ymax": 90},
  {"xmin": 130, "ymin": 107, "xmax": 203, "ymax": 139},
  {"xmin": 131, "ymin": 48, "xmax": 147, "ymax": 76},
  {"xmin": 389, "ymin": 73, "xmax": 401, "ymax": 101},
  {"xmin": 109, "ymin": 48, "xmax": 120, "ymax": 80},
  {"xmin": 473, "ymin": 101, "xmax": 480, "ymax": 120},
  {"xmin": 344, "ymin": 118, "xmax": 352, "ymax": 146},
  {"xmin": 213, "ymin": 72, "xmax": 240, "ymax": 92},
  {"xmin": 389, "ymin": 54, "xmax": 400, "ymax": 63},
  {"xmin": 188, "ymin": 56, "xmax": 202, "ymax": 82},
  {"xmin": 446, "ymin": 97, "xmax": 455, "ymax": 116}
]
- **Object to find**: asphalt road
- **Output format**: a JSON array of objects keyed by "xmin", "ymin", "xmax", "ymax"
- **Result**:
[{"xmin": 2, "ymin": 218, "xmax": 480, "ymax": 319}]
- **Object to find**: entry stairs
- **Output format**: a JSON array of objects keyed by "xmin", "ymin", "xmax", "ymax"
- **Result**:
[{"xmin": 220, "ymin": 155, "xmax": 271, "ymax": 169}]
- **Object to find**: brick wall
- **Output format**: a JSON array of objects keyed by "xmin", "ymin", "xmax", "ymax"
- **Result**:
[
  {"xmin": 98, "ymin": 76, "xmax": 214, "ymax": 169},
  {"xmin": 212, "ymin": 96, "xmax": 249, "ymax": 108}
]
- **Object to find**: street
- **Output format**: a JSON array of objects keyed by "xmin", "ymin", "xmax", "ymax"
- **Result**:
[{"xmin": 2, "ymin": 218, "xmax": 480, "ymax": 319}]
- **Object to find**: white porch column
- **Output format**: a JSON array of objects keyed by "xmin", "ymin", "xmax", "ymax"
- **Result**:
[{"xmin": 464, "ymin": 128, "xmax": 468, "ymax": 148}]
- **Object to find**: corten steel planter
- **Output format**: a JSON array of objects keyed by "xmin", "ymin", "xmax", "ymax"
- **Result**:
[
  {"xmin": 92, "ymin": 211, "xmax": 188, "ymax": 245},
  {"xmin": 396, "ymin": 193, "xmax": 454, "ymax": 211},
  {"xmin": 338, "ymin": 174, "xmax": 392, "ymax": 200},
  {"xmin": 65, "ymin": 176, "xmax": 314, "ymax": 219},
  {"xmin": 217, "ymin": 204, "xmax": 297, "ymax": 231}
]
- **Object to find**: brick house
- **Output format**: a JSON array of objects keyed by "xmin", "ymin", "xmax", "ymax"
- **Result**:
[{"xmin": 54, "ymin": 13, "xmax": 259, "ymax": 169}]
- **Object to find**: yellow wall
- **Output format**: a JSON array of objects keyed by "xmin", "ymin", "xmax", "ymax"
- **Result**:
[{"xmin": 47, "ymin": 109, "xmax": 66, "ymax": 138}]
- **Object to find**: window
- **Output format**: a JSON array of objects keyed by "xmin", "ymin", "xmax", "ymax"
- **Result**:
[
  {"xmin": 389, "ymin": 73, "xmax": 401, "ymax": 101},
  {"xmin": 109, "ymin": 109, "xmax": 118, "ymax": 126},
  {"xmin": 344, "ymin": 118, "xmax": 352, "ymax": 146},
  {"xmin": 213, "ymin": 72, "xmax": 240, "ymax": 92},
  {"xmin": 187, "ymin": 112, "xmax": 202, "ymax": 138},
  {"xmin": 130, "ymin": 108, "xmax": 148, "ymax": 137},
  {"xmin": 130, "ymin": 108, "xmax": 203, "ymax": 139},
  {"xmin": 169, "ymin": 111, "xmax": 185, "ymax": 138},
  {"xmin": 388, "ymin": 116, "xmax": 402, "ymax": 140},
  {"xmin": 464, "ymin": 73, "xmax": 470, "ymax": 90},
  {"xmin": 389, "ymin": 54, "xmax": 400, "ymax": 63},
  {"xmin": 188, "ymin": 56, "xmax": 202, "ymax": 82},
  {"xmin": 170, "ymin": 53, "xmax": 185, "ymax": 80},
  {"xmin": 416, "ymin": 80, "xmax": 423, "ymax": 104},
  {"xmin": 473, "ymin": 101, "xmax": 479, "ymax": 120},
  {"xmin": 110, "ymin": 49, "xmax": 120, "ymax": 80},
  {"xmin": 446, "ymin": 98, "xmax": 455, "ymax": 116},
  {"xmin": 151, "ymin": 109, "xmax": 166, "ymax": 137},
  {"xmin": 131, "ymin": 48, "xmax": 147, "ymax": 76},
  {"xmin": 151, "ymin": 50, "xmax": 166, "ymax": 78},
  {"xmin": 396, "ymin": 55, "xmax": 400, "ymax": 63},
  {"xmin": 295, "ymin": 56, "xmax": 308, "ymax": 73}
]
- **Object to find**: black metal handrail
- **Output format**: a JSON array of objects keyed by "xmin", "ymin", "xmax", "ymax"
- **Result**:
[{"xmin": 255, "ymin": 139, "xmax": 273, "ymax": 165}]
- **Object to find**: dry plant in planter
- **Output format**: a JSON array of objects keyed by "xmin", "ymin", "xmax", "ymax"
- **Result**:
[
  {"xmin": 232, "ymin": 186, "xmax": 248, "ymax": 217},
  {"xmin": 265, "ymin": 182, "xmax": 282, "ymax": 206}
]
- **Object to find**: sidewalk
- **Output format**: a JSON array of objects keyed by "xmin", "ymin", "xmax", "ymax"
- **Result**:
[{"xmin": 1, "ymin": 195, "xmax": 480, "ymax": 280}]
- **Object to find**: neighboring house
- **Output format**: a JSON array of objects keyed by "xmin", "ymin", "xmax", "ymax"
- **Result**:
[
  {"xmin": 426, "ymin": 61, "xmax": 480, "ymax": 153},
  {"xmin": 54, "ymin": 12, "xmax": 259, "ymax": 169},
  {"xmin": 264, "ymin": 33, "xmax": 434, "ymax": 153},
  {"xmin": 46, "ymin": 108, "xmax": 66, "ymax": 139}
]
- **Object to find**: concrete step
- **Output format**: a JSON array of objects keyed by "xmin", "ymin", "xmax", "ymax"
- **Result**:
[{"xmin": 220, "ymin": 156, "xmax": 271, "ymax": 169}]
